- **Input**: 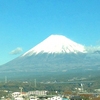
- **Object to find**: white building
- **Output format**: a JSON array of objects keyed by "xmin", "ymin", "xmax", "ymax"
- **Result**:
[
  {"xmin": 12, "ymin": 92, "xmax": 20, "ymax": 98},
  {"xmin": 94, "ymin": 89, "xmax": 100, "ymax": 92},
  {"xmin": 14, "ymin": 97, "xmax": 24, "ymax": 100},
  {"xmin": 29, "ymin": 96, "xmax": 39, "ymax": 100},
  {"xmin": 50, "ymin": 96, "xmax": 62, "ymax": 100},
  {"xmin": 28, "ymin": 90, "xmax": 48, "ymax": 96}
]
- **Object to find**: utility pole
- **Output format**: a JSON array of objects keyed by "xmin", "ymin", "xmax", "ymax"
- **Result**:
[
  {"xmin": 5, "ymin": 76, "xmax": 7, "ymax": 83},
  {"xmin": 19, "ymin": 87, "xmax": 23, "ymax": 95},
  {"xmin": 81, "ymin": 83, "xmax": 83, "ymax": 92},
  {"xmin": 34, "ymin": 79, "xmax": 36, "ymax": 88}
]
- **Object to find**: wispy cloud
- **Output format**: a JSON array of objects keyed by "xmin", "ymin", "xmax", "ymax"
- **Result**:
[
  {"xmin": 10, "ymin": 47, "xmax": 23, "ymax": 55},
  {"xmin": 85, "ymin": 46, "xmax": 100, "ymax": 53}
]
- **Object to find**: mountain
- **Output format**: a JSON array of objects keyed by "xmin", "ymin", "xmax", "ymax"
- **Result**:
[
  {"xmin": 22, "ymin": 35, "xmax": 86, "ymax": 56},
  {"xmin": 0, "ymin": 34, "xmax": 100, "ymax": 73}
]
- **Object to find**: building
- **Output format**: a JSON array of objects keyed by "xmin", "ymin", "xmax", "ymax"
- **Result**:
[
  {"xmin": 50, "ymin": 96, "xmax": 62, "ymax": 100},
  {"xmin": 27, "ymin": 90, "xmax": 48, "ymax": 96},
  {"xmin": 12, "ymin": 92, "xmax": 20, "ymax": 98}
]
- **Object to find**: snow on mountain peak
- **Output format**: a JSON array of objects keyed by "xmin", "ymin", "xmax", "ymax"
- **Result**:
[{"xmin": 22, "ymin": 35, "xmax": 86, "ymax": 56}]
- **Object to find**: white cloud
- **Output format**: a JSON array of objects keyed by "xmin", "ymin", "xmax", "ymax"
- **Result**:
[
  {"xmin": 10, "ymin": 47, "xmax": 23, "ymax": 55},
  {"xmin": 85, "ymin": 46, "xmax": 100, "ymax": 53}
]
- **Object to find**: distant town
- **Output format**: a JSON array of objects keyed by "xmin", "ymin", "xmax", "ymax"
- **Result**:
[
  {"xmin": 1, "ymin": 87, "xmax": 100, "ymax": 100},
  {"xmin": 0, "ymin": 79, "xmax": 100, "ymax": 100}
]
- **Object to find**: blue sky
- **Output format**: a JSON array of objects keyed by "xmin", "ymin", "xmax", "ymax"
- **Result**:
[{"xmin": 0, "ymin": 0, "xmax": 100, "ymax": 65}]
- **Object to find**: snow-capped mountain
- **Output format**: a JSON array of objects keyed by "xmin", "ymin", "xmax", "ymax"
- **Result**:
[
  {"xmin": 22, "ymin": 35, "xmax": 86, "ymax": 56},
  {"xmin": 1, "ymin": 34, "xmax": 100, "ymax": 73}
]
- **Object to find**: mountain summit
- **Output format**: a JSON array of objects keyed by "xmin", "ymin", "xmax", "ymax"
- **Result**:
[{"xmin": 22, "ymin": 35, "xmax": 86, "ymax": 56}]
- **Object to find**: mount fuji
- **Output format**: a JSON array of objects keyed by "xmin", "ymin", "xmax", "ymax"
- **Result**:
[
  {"xmin": 22, "ymin": 35, "xmax": 86, "ymax": 56},
  {"xmin": 0, "ymin": 35, "xmax": 100, "ymax": 73}
]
